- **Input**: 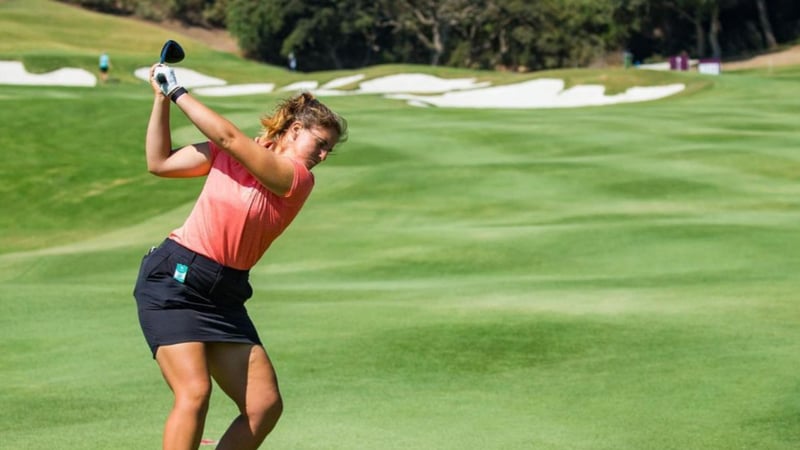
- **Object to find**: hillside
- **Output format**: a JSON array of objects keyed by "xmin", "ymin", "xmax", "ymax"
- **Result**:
[
  {"xmin": 149, "ymin": 19, "xmax": 240, "ymax": 55},
  {"xmin": 723, "ymin": 44, "xmax": 800, "ymax": 70}
]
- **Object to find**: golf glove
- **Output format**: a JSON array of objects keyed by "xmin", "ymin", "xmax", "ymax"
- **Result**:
[{"xmin": 153, "ymin": 65, "xmax": 182, "ymax": 98}]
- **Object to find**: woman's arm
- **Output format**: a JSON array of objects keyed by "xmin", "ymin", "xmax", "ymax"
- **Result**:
[
  {"xmin": 145, "ymin": 65, "xmax": 212, "ymax": 178},
  {"xmin": 172, "ymin": 92, "xmax": 296, "ymax": 196}
]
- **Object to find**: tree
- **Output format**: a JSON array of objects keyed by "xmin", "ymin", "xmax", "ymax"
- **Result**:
[
  {"xmin": 56, "ymin": 0, "xmax": 800, "ymax": 71},
  {"xmin": 708, "ymin": 1, "xmax": 722, "ymax": 58},
  {"xmin": 754, "ymin": 0, "xmax": 777, "ymax": 49},
  {"xmin": 167, "ymin": 0, "xmax": 229, "ymax": 28},
  {"xmin": 284, "ymin": 0, "xmax": 394, "ymax": 70},
  {"xmin": 483, "ymin": 0, "xmax": 538, "ymax": 70},
  {"xmin": 708, "ymin": 0, "xmax": 745, "ymax": 59},
  {"xmin": 665, "ymin": 0, "xmax": 714, "ymax": 57},
  {"xmin": 380, "ymin": 0, "xmax": 481, "ymax": 66},
  {"xmin": 226, "ymin": 0, "xmax": 393, "ymax": 71},
  {"xmin": 445, "ymin": 0, "xmax": 649, "ymax": 72},
  {"xmin": 523, "ymin": 0, "xmax": 638, "ymax": 70},
  {"xmin": 227, "ymin": 0, "xmax": 278, "ymax": 63}
]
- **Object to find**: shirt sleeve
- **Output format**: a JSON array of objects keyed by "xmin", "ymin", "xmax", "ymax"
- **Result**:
[
  {"xmin": 285, "ymin": 158, "xmax": 315, "ymax": 201},
  {"xmin": 207, "ymin": 140, "xmax": 222, "ymax": 162}
]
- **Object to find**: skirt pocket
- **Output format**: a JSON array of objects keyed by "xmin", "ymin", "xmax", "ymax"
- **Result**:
[{"xmin": 133, "ymin": 247, "xmax": 169, "ymax": 297}]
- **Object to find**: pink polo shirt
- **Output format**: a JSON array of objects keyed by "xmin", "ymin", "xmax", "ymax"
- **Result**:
[{"xmin": 169, "ymin": 141, "xmax": 314, "ymax": 270}]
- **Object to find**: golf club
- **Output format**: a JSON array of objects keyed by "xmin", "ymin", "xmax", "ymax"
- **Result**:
[
  {"xmin": 160, "ymin": 39, "xmax": 185, "ymax": 64},
  {"xmin": 156, "ymin": 39, "xmax": 185, "ymax": 83}
]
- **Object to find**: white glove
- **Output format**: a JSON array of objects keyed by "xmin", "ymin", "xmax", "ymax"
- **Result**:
[{"xmin": 153, "ymin": 64, "xmax": 182, "ymax": 97}]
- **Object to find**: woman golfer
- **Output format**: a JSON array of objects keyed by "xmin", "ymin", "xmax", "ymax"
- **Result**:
[{"xmin": 135, "ymin": 63, "xmax": 347, "ymax": 450}]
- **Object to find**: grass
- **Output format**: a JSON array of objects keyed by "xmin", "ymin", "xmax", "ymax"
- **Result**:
[{"xmin": 2, "ymin": 1, "xmax": 800, "ymax": 449}]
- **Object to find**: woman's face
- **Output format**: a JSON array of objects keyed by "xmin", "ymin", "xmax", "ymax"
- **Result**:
[{"xmin": 289, "ymin": 123, "xmax": 338, "ymax": 169}]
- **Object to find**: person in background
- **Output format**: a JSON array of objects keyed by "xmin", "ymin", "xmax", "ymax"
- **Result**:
[
  {"xmin": 134, "ymin": 63, "xmax": 347, "ymax": 450},
  {"xmin": 99, "ymin": 51, "xmax": 110, "ymax": 83}
]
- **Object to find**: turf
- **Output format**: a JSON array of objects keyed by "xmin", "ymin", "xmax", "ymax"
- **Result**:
[{"xmin": 2, "ymin": 1, "xmax": 800, "ymax": 449}]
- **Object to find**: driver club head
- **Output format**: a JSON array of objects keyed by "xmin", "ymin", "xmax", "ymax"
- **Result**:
[{"xmin": 159, "ymin": 39, "xmax": 185, "ymax": 64}]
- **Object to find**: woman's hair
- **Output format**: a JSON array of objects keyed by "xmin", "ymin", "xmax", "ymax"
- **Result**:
[{"xmin": 261, "ymin": 92, "xmax": 348, "ymax": 149}]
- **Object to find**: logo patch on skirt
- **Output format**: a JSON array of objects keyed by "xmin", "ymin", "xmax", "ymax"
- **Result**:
[{"xmin": 173, "ymin": 263, "xmax": 189, "ymax": 283}]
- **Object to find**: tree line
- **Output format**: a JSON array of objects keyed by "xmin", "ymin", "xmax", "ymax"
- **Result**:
[{"xmin": 59, "ymin": 0, "xmax": 800, "ymax": 72}]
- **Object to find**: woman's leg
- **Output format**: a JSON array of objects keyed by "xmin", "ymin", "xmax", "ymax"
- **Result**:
[
  {"xmin": 207, "ymin": 343, "xmax": 283, "ymax": 450},
  {"xmin": 155, "ymin": 342, "xmax": 212, "ymax": 450}
]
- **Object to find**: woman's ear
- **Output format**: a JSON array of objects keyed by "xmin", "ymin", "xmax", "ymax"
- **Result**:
[{"xmin": 290, "ymin": 121, "xmax": 303, "ymax": 140}]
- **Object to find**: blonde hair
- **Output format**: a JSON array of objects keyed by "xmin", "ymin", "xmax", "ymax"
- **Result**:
[{"xmin": 260, "ymin": 92, "xmax": 348, "ymax": 149}]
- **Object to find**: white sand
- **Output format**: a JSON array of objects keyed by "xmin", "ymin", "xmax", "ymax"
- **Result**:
[
  {"xmin": 132, "ymin": 67, "xmax": 226, "ymax": 89},
  {"xmin": 354, "ymin": 73, "xmax": 490, "ymax": 94},
  {"xmin": 193, "ymin": 83, "xmax": 274, "ymax": 96},
  {"xmin": 321, "ymin": 74, "xmax": 365, "ymax": 89},
  {"xmin": 0, "ymin": 61, "xmax": 96, "ymax": 86},
  {"xmin": 387, "ymin": 78, "xmax": 686, "ymax": 109},
  {"xmin": 280, "ymin": 80, "xmax": 318, "ymax": 91},
  {"xmin": 1, "ymin": 60, "xmax": 686, "ymax": 108}
]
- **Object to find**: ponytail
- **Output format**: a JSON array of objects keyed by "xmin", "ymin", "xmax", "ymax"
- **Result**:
[{"xmin": 261, "ymin": 92, "xmax": 348, "ymax": 147}]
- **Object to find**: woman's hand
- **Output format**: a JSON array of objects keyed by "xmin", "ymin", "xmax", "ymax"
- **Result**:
[{"xmin": 148, "ymin": 63, "xmax": 168, "ymax": 99}]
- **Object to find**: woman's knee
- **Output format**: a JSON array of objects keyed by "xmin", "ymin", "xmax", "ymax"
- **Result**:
[
  {"xmin": 269, "ymin": 392, "xmax": 284, "ymax": 418},
  {"xmin": 248, "ymin": 390, "xmax": 283, "ymax": 428},
  {"xmin": 174, "ymin": 378, "xmax": 213, "ymax": 413}
]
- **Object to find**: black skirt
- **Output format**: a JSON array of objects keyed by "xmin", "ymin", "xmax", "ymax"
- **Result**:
[{"xmin": 133, "ymin": 238, "xmax": 262, "ymax": 357}]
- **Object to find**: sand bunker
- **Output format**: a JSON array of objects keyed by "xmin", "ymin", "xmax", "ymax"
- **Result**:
[
  {"xmin": 132, "ymin": 67, "xmax": 226, "ymax": 89},
  {"xmin": 0, "ymin": 61, "xmax": 96, "ymax": 87},
  {"xmin": 0, "ymin": 60, "xmax": 686, "ymax": 108},
  {"xmin": 130, "ymin": 68, "xmax": 685, "ymax": 109},
  {"xmin": 354, "ymin": 73, "xmax": 490, "ymax": 94},
  {"xmin": 193, "ymin": 83, "xmax": 274, "ymax": 96},
  {"xmin": 387, "ymin": 78, "xmax": 686, "ymax": 109}
]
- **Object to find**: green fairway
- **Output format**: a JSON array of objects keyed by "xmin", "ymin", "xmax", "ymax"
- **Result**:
[{"xmin": 2, "ymin": 1, "xmax": 800, "ymax": 449}]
